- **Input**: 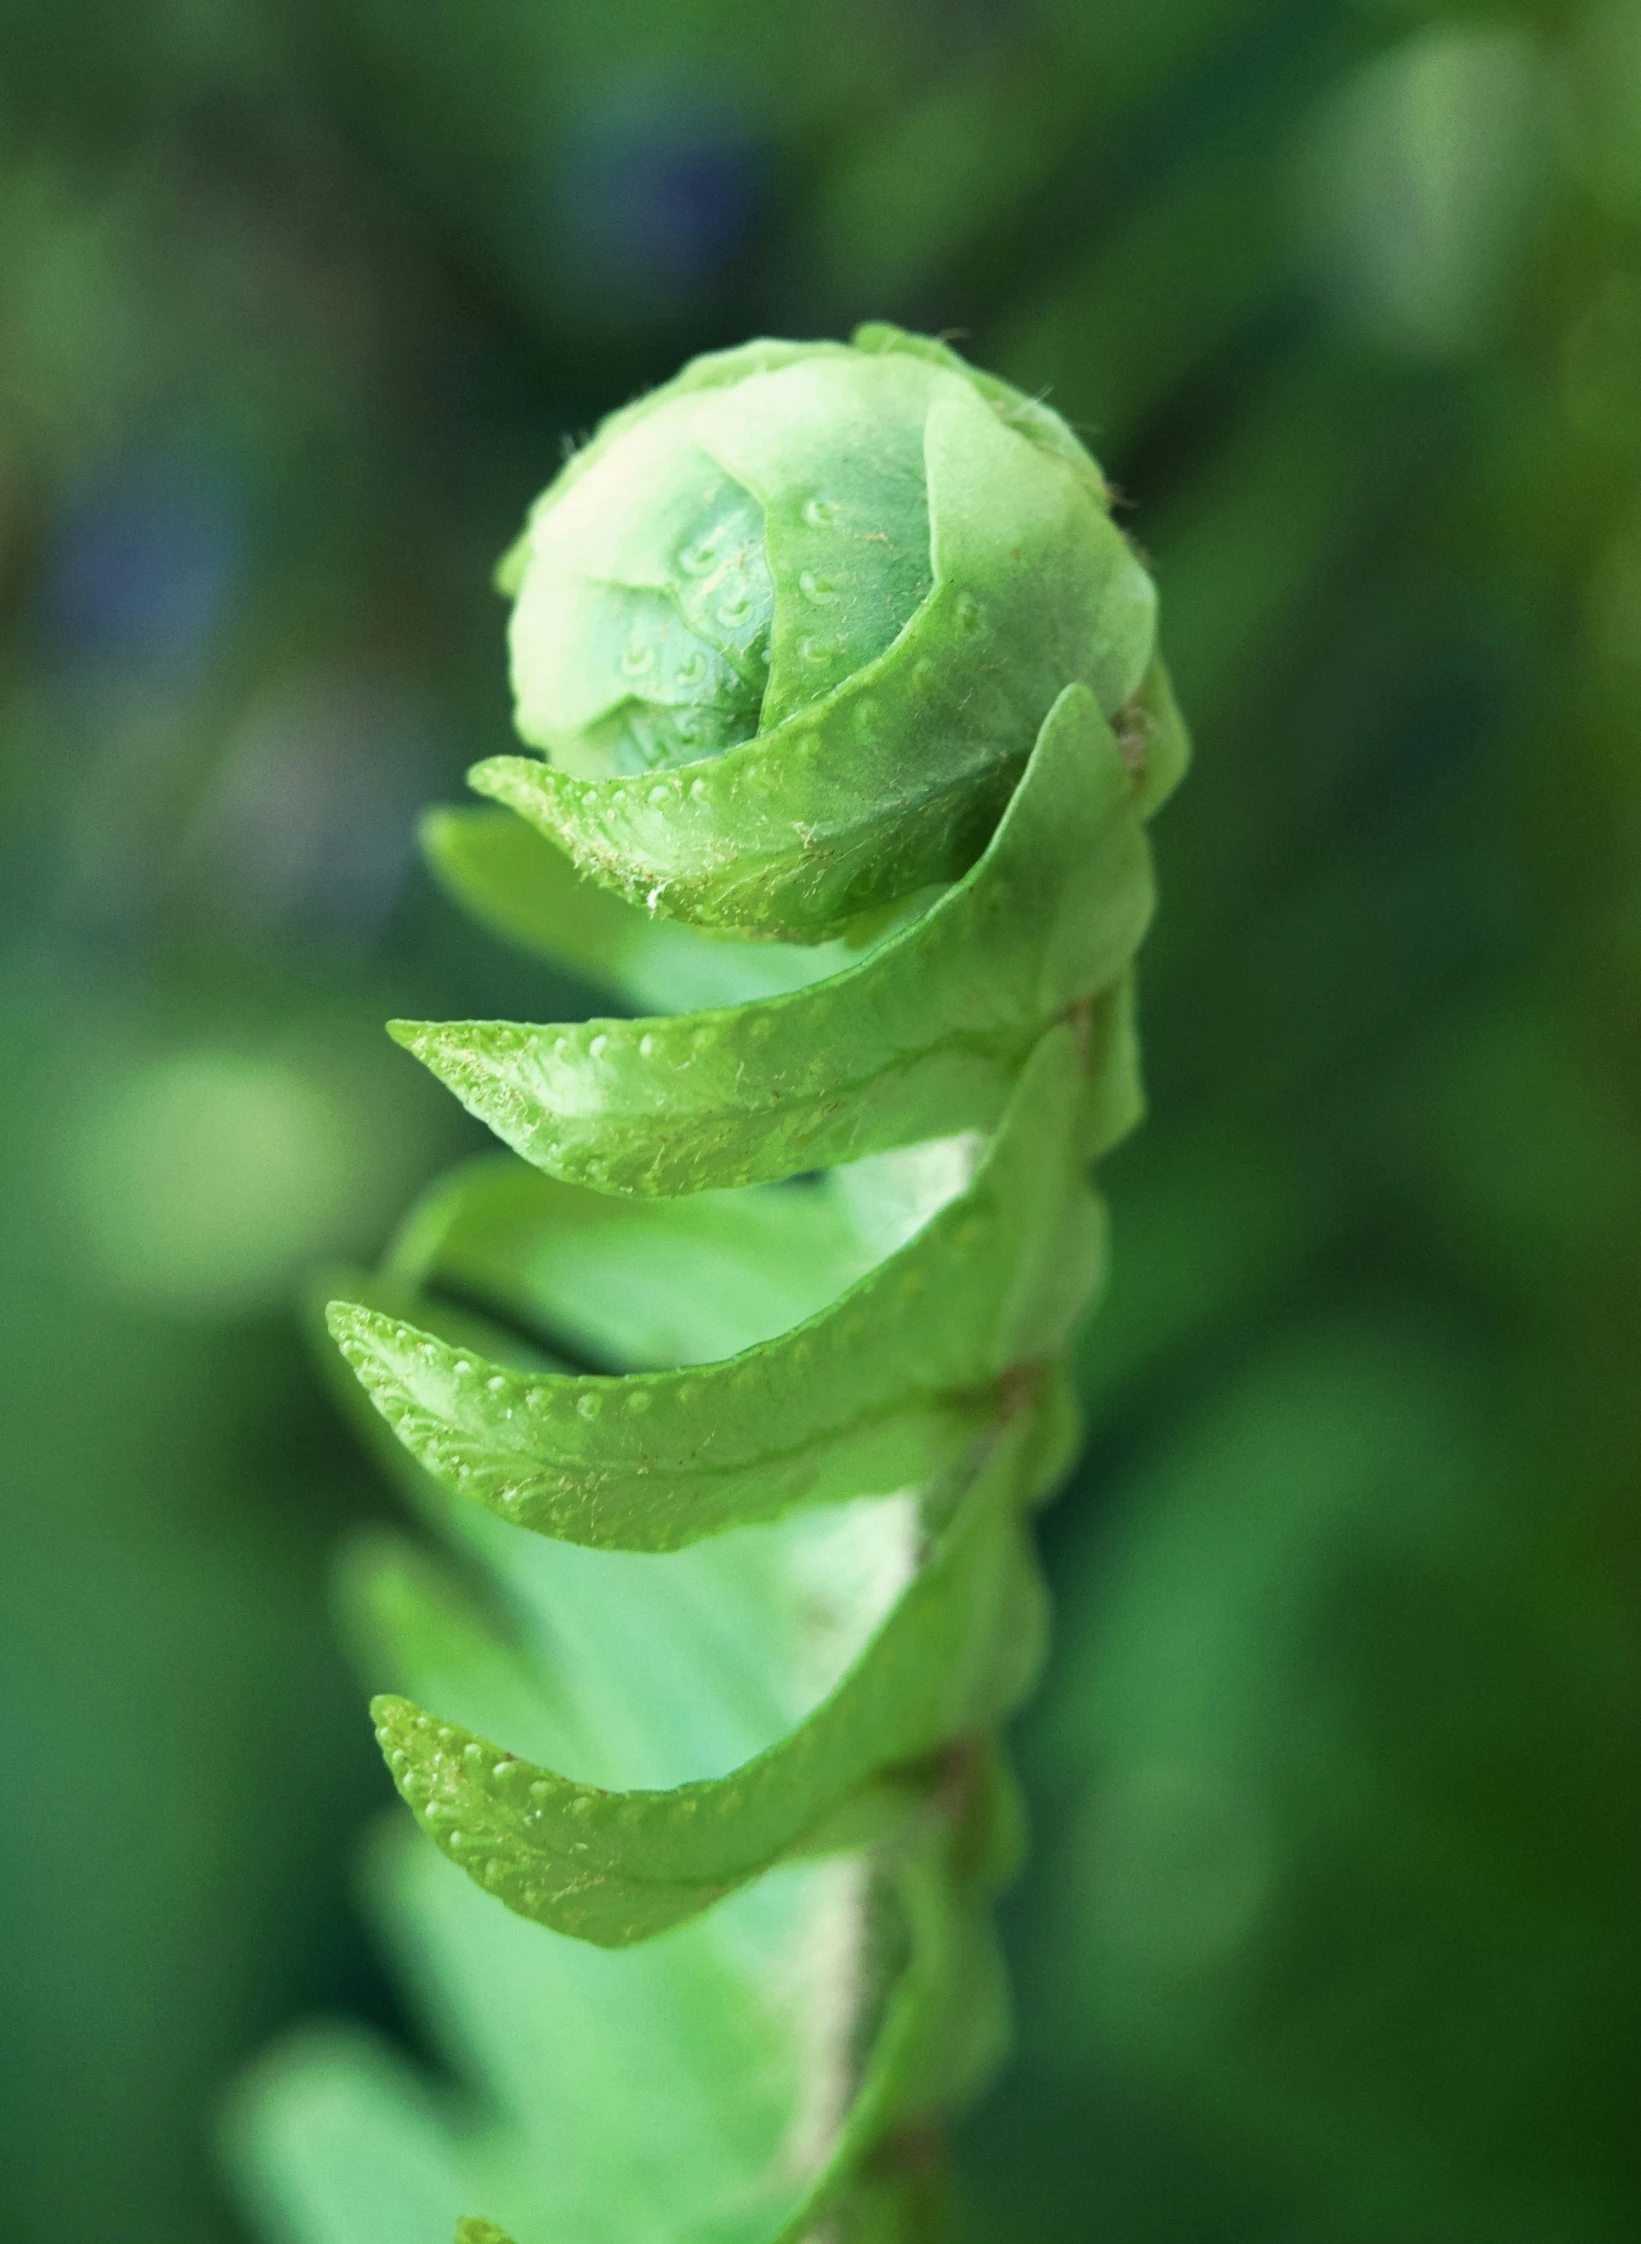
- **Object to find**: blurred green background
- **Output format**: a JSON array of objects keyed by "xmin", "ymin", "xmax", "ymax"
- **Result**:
[{"xmin": 2, "ymin": 1, "xmax": 1638, "ymax": 2240}]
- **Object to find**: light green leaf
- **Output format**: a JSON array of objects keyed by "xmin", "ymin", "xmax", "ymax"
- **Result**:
[
  {"xmin": 382, "ymin": 1823, "xmax": 976, "ymax": 2244},
  {"xmin": 381, "ymin": 1154, "xmax": 886, "ymax": 1371},
  {"xmin": 335, "ymin": 1532, "xmax": 574, "ymax": 1768},
  {"xmin": 471, "ymin": 386, "xmax": 1155, "ymax": 938},
  {"xmin": 330, "ymin": 1030, "xmax": 1102, "ymax": 1550},
  {"xmin": 507, "ymin": 339, "xmax": 850, "ymax": 580},
  {"xmin": 226, "ymin": 2024, "xmax": 471, "ymax": 2244},
  {"xmin": 421, "ymin": 808, "xmax": 849, "ymax": 1013},
  {"xmin": 342, "ymin": 1342, "xmax": 1018, "ymax": 1804},
  {"xmin": 689, "ymin": 352, "xmax": 936, "ymax": 726},
  {"xmin": 397, "ymin": 687, "xmax": 1151, "ymax": 1196},
  {"xmin": 505, "ymin": 382, "xmax": 776, "ymax": 775},
  {"xmin": 852, "ymin": 322, "xmax": 1110, "ymax": 505},
  {"xmin": 336, "ymin": 1316, "xmax": 977, "ymax": 1552},
  {"xmin": 341, "ymin": 1484, "xmax": 947, "ymax": 1796},
  {"xmin": 370, "ymin": 1407, "xmax": 1055, "ymax": 1945},
  {"xmin": 234, "ymin": 1838, "xmax": 944, "ymax": 2244}
]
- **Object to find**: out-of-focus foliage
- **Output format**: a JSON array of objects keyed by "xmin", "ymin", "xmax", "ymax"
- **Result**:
[{"xmin": 1, "ymin": 1, "xmax": 1638, "ymax": 2242}]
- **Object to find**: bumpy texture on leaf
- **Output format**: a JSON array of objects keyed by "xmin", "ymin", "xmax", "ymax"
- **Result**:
[
  {"xmin": 394, "ymin": 684, "xmax": 1151, "ymax": 1195},
  {"xmin": 368, "ymin": 1406, "xmax": 1057, "ymax": 1945},
  {"xmin": 330, "ymin": 1030, "xmax": 1100, "ymax": 1549},
  {"xmin": 269, "ymin": 325, "xmax": 1185, "ymax": 2244},
  {"xmin": 479, "ymin": 324, "xmax": 1169, "ymax": 937}
]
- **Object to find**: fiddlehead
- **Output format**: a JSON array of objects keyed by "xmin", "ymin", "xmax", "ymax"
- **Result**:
[{"xmin": 314, "ymin": 323, "xmax": 1185, "ymax": 2243}]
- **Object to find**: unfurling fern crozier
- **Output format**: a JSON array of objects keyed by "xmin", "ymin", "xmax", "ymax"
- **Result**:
[{"xmin": 329, "ymin": 324, "xmax": 1187, "ymax": 2243}]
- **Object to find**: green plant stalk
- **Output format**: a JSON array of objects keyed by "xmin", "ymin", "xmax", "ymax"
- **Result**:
[{"xmin": 292, "ymin": 324, "xmax": 1185, "ymax": 2244}]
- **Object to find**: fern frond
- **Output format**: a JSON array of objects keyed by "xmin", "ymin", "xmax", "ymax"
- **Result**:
[{"xmin": 234, "ymin": 324, "xmax": 1185, "ymax": 2244}]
